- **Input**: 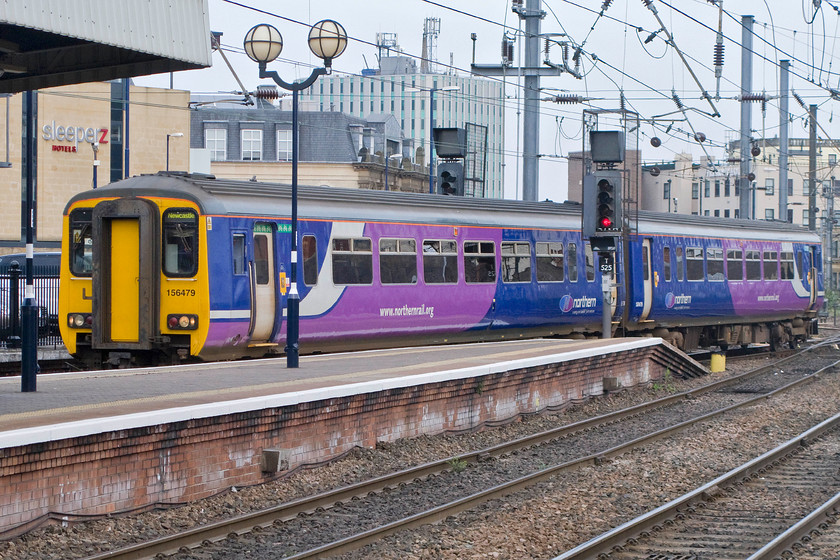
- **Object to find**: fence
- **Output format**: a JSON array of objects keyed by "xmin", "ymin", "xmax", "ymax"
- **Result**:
[{"xmin": 0, "ymin": 263, "xmax": 61, "ymax": 348}]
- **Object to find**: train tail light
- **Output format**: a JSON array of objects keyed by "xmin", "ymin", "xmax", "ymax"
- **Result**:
[
  {"xmin": 167, "ymin": 314, "xmax": 198, "ymax": 330},
  {"xmin": 67, "ymin": 313, "xmax": 93, "ymax": 329}
]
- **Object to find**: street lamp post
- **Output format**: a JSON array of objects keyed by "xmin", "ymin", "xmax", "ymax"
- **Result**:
[
  {"xmin": 406, "ymin": 85, "xmax": 458, "ymax": 194},
  {"xmin": 166, "ymin": 132, "xmax": 183, "ymax": 172},
  {"xmin": 244, "ymin": 20, "xmax": 347, "ymax": 368},
  {"xmin": 90, "ymin": 141, "xmax": 99, "ymax": 188}
]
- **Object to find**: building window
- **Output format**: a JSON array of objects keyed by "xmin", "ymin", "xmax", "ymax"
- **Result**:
[
  {"xmin": 714, "ymin": 180, "xmax": 720, "ymax": 197},
  {"xmin": 205, "ymin": 128, "xmax": 227, "ymax": 161},
  {"xmin": 788, "ymin": 178, "xmax": 794, "ymax": 196},
  {"xmin": 692, "ymin": 182, "xmax": 698, "ymax": 200},
  {"xmin": 663, "ymin": 180, "xmax": 671, "ymax": 200},
  {"xmin": 765, "ymin": 178, "xmax": 775, "ymax": 195},
  {"xmin": 241, "ymin": 129, "xmax": 262, "ymax": 161},
  {"xmin": 765, "ymin": 208, "xmax": 774, "ymax": 220},
  {"xmin": 704, "ymin": 180, "xmax": 711, "ymax": 198},
  {"xmin": 830, "ymin": 153, "xmax": 837, "ymax": 166},
  {"xmin": 724, "ymin": 210, "xmax": 730, "ymax": 217},
  {"xmin": 725, "ymin": 179, "xmax": 731, "ymax": 197},
  {"xmin": 277, "ymin": 129, "xmax": 292, "ymax": 161}
]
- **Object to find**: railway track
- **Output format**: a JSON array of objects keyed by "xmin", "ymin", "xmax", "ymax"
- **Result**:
[
  {"xmin": 79, "ymin": 340, "xmax": 840, "ymax": 560},
  {"xmin": 555, "ymin": 411, "xmax": 840, "ymax": 559}
]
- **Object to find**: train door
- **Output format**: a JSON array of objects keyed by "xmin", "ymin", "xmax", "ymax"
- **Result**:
[
  {"xmin": 639, "ymin": 239, "xmax": 653, "ymax": 321},
  {"xmin": 91, "ymin": 199, "xmax": 160, "ymax": 350},
  {"xmin": 249, "ymin": 223, "xmax": 277, "ymax": 342}
]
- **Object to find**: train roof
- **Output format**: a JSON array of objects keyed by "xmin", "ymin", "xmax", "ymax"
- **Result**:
[{"xmin": 65, "ymin": 172, "xmax": 820, "ymax": 243}]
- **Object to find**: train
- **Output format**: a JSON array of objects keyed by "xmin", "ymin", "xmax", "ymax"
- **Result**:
[{"xmin": 58, "ymin": 172, "xmax": 823, "ymax": 367}]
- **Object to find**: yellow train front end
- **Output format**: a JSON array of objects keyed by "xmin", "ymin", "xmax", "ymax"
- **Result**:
[{"xmin": 59, "ymin": 194, "xmax": 210, "ymax": 367}]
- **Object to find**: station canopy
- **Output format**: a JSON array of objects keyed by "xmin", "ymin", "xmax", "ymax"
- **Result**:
[{"xmin": 0, "ymin": 0, "xmax": 211, "ymax": 93}]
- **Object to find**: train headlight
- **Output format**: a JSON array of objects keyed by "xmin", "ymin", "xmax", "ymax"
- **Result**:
[
  {"xmin": 167, "ymin": 314, "xmax": 198, "ymax": 330},
  {"xmin": 68, "ymin": 313, "xmax": 92, "ymax": 329}
]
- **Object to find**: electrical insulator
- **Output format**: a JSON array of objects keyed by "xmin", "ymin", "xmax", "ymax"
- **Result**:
[
  {"xmin": 713, "ymin": 43, "xmax": 724, "ymax": 68},
  {"xmin": 620, "ymin": 91, "xmax": 626, "ymax": 111},
  {"xmin": 544, "ymin": 37, "xmax": 551, "ymax": 56},
  {"xmin": 793, "ymin": 91, "xmax": 806, "ymax": 108},
  {"xmin": 671, "ymin": 90, "xmax": 684, "ymax": 110},
  {"xmin": 601, "ymin": 0, "xmax": 613, "ymax": 11},
  {"xmin": 741, "ymin": 93, "xmax": 766, "ymax": 102},
  {"xmin": 254, "ymin": 85, "xmax": 279, "ymax": 100},
  {"xmin": 562, "ymin": 43, "xmax": 569, "ymax": 62},
  {"xmin": 552, "ymin": 95, "xmax": 584, "ymax": 104}
]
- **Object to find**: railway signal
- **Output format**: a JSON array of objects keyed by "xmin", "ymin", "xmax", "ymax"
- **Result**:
[
  {"xmin": 437, "ymin": 162, "xmax": 464, "ymax": 196},
  {"xmin": 583, "ymin": 169, "xmax": 622, "ymax": 238}
]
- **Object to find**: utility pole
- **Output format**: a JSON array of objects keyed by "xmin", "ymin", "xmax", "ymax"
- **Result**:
[
  {"xmin": 471, "ymin": 0, "xmax": 563, "ymax": 201},
  {"xmin": 779, "ymin": 60, "xmax": 790, "ymax": 221},
  {"xmin": 809, "ymin": 104, "xmax": 818, "ymax": 231},
  {"xmin": 738, "ymin": 15, "xmax": 754, "ymax": 219}
]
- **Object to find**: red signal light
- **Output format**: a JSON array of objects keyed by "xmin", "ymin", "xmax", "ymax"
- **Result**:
[{"xmin": 599, "ymin": 216, "xmax": 613, "ymax": 229}]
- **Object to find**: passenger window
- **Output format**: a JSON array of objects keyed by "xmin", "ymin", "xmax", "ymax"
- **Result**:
[
  {"xmin": 585, "ymin": 244, "xmax": 595, "ymax": 282},
  {"xmin": 380, "ymin": 238, "xmax": 417, "ymax": 284},
  {"xmin": 302, "ymin": 235, "xmax": 318, "ymax": 286},
  {"xmin": 763, "ymin": 251, "xmax": 778, "ymax": 280},
  {"xmin": 686, "ymin": 247, "xmax": 704, "ymax": 281},
  {"xmin": 423, "ymin": 239, "xmax": 458, "ymax": 284},
  {"xmin": 253, "ymin": 234, "xmax": 270, "ymax": 285},
  {"xmin": 727, "ymin": 249, "xmax": 743, "ymax": 281},
  {"xmin": 642, "ymin": 245, "xmax": 649, "ymax": 281},
  {"xmin": 663, "ymin": 246, "xmax": 671, "ymax": 282},
  {"xmin": 535, "ymin": 242, "xmax": 564, "ymax": 282},
  {"xmin": 464, "ymin": 241, "xmax": 496, "ymax": 283},
  {"xmin": 501, "ymin": 241, "xmax": 531, "ymax": 283},
  {"xmin": 567, "ymin": 243, "xmax": 578, "ymax": 282},
  {"xmin": 707, "ymin": 248, "xmax": 724, "ymax": 281},
  {"xmin": 780, "ymin": 251, "xmax": 795, "ymax": 280},
  {"xmin": 332, "ymin": 238, "xmax": 373, "ymax": 285},
  {"xmin": 162, "ymin": 208, "xmax": 198, "ymax": 277},
  {"xmin": 796, "ymin": 251, "xmax": 805, "ymax": 280},
  {"xmin": 232, "ymin": 234, "xmax": 246, "ymax": 275},
  {"xmin": 69, "ymin": 208, "xmax": 93, "ymax": 277},
  {"xmin": 746, "ymin": 250, "xmax": 761, "ymax": 280},
  {"xmin": 675, "ymin": 246, "xmax": 684, "ymax": 281}
]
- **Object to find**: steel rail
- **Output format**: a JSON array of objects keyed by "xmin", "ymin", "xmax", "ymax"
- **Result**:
[
  {"xmin": 745, "ymin": 490, "xmax": 840, "ymax": 559},
  {"xmin": 554, "ymin": 373, "xmax": 840, "ymax": 560},
  {"xmin": 83, "ymin": 351, "xmax": 839, "ymax": 560}
]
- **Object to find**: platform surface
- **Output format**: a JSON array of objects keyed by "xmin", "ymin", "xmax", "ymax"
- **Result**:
[{"xmin": 0, "ymin": 338, "xmax": 664, "ymax": 447}]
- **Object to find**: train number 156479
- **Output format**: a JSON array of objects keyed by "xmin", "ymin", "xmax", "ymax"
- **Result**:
[{"xmin": 166, "ymin": 289, "xmax": 196, "ymax": 297}]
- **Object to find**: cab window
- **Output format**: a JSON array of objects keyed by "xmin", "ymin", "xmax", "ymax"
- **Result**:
[
  {"xmin": 69, "ymin": 208, "xmax": 93, "ymax": 276},
  {"xmin": 162, "ymin": 208, "xmax": 199, "ymax": 277}
]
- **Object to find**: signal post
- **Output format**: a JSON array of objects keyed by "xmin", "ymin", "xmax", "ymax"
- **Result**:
[{"xmin": 583, "ymin": 130, "xmax": 624, "ymax": 340}]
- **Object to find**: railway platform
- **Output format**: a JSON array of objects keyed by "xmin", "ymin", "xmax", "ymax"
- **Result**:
[{"xmin": 0, "ymin": 337, "xmax": 706, "ymax": 537}]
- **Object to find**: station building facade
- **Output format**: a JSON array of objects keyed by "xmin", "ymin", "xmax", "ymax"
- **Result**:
[{"xmin": 0, "ymin": 82, "xmax": 190, "ymax": 249}]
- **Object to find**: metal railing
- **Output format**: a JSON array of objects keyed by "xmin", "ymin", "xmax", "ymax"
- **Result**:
[{"xmin": 0, "ymin": 263, "xmax": 61, "ymax": 347}]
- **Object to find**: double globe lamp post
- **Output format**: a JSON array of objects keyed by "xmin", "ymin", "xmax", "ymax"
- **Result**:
[{"xmin": 243, "ymin": 20, "xmax": 347, "ymax": 368}]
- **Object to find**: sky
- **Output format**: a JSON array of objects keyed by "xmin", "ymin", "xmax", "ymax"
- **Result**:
[{"xmin": 134, "ymin": 0, "xmax": 840, "ymax": 202}]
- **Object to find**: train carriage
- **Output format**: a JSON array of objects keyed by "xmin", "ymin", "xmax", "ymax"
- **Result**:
[{"xmin": 59, "ymin": 172, "xmax": 822, "ymax": 367}]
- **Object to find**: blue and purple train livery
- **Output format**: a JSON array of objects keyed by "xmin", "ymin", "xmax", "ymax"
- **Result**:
[{"xmin": 59, "ymin": 173, "xmax": 822, "ymax": 366}]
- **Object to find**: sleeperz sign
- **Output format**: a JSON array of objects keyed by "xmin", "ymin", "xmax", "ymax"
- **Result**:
[{"xmin": 42, "ymin": 121, "xmax": 109, "ymax": 152}]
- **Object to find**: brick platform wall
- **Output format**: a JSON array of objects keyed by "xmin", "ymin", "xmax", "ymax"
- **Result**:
[{"xmin": 0, "ymin": 345, "xmax": 684, "ymax": 536}]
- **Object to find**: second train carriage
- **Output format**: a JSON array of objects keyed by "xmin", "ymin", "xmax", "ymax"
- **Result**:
[{"xmin": 59, "ymin": 172, "xmax": 822, "ymax": 366}]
